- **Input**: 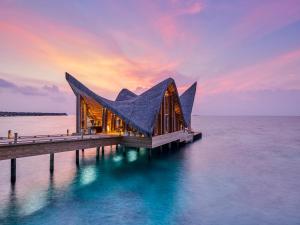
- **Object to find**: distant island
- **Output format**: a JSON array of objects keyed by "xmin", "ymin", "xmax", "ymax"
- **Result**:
[{"xmin": 0, "ymin": 112, "xmax": 67, "ymax": 117}]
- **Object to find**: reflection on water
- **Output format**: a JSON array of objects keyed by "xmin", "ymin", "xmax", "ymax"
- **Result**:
[
  {"xmin": 0, "ymin": 116, "xmax": 300, "ymax": 225},
  {"xmin": 19, "ymin": 188, "xmax": 48, "ymax": 216},
  {"xmin": 0, "ymin": 142, "xmax": 184, "ymax": 225}
]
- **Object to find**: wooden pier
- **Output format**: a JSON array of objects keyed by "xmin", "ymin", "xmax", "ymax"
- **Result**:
[{"xmin": 0, "ymin": 131, "xmax": 201, "ymax": 183}]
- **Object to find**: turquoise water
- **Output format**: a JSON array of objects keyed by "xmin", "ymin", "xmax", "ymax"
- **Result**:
[{"xmin": 0, "ymin": 116, "xmax": 299, "ymax": 225}]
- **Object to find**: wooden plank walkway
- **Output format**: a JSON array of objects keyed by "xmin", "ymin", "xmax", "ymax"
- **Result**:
[
  {"xmin": 0, "ymin": 131, "xmax": 201, "ymax": 183},
  {"xmin": 0, "ymin": 131, "xmax": 202, "ymax": 160},
  {"xmin": 0, "ymin": 133, "xmax": 118, "ymax": 146},
  {"xmin": 0, "ymin": 134, "xmax": 121, "ymax": 160}
]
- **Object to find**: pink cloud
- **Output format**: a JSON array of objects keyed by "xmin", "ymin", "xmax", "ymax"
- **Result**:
[
  {"xmin": 0, "ymin": 5, "xmax": 189, "ymax": 98},
  {"xmin": 175, "ymin": 1, "xmax": 203, "ymax": 16},
  {"xmin": 149, "ymin": 0, "xmax": 203, "ymax": 45},
  {"xmin": 198, "ymin": 48, "xmax": 300, "ymax": 97},
  {"xmin": 231, "ymin": 0, "xmax": 300, "ymax": 43}
]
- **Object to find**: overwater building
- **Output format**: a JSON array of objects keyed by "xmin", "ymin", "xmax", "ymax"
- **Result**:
[{"xmin": 66, "ymin": 73, "xmax": 196, "ymax": 137}]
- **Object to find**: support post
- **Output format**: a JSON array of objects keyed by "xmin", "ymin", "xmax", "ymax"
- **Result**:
[
  {"xmin": 76, "ymin": 94, "xmax": 81, "ymax": 133},
  {"xmin": 96, "ymin": 147, "xmax": 100, "ymax": 159},
  {"xmin": 102, "ymin": 146, "xmax": 105, "ymax": 154},
  {"xmin": 11, "ymin": 158, "xmax": 16, "ymax": 183},
  {"xmin": 168, "ymin": 143, "xmax": 172, "ymax": 150},
  {"xmin": 122, "ymin": 145, "xmax": 126, "ymax": 156},
  {"xmin": 148, "ymin": 148, "xmax": 152, "ymax": 160},
  {"xmin": 50, "ymin": 153, "xmax": 54, "ymax": 173},
  {"xmin": 160, "ymin": 145, "xmax": 163, "ymax": 153},
  {"xmin": 76, "ymin": 150, "xmax": 79, "ymax": 166}
]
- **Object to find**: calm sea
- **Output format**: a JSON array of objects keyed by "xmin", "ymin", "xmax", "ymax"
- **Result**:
[{"xmin": 0, "ymin": 116, "xmax": 299, "ymax": 225}]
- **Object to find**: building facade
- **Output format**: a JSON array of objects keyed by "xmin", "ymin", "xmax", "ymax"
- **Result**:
[{"xmin": 66, "ymin": 73, "xmax": 196, "ymax": 137}]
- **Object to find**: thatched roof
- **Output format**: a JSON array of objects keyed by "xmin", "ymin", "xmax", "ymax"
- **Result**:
[{"xmin": 66, "ymin": 73, "xmax": 196, "ymax": 136}]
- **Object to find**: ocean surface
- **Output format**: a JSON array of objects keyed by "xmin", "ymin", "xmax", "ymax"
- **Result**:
[{"xmin": 0, "ymin": 116, "xmax": 299, "ymax": 225}]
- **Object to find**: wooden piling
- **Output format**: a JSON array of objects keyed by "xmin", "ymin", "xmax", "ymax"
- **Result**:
[
  {"xmin": 76, "ymin": 150, "xmax": 79, "ymax": 166},
  {"xmin": 96, "ymin": 147, "xmax": 100, "ymax": 158},
  {"xmin": 101, "ymin": 146, "xmax": 105, "ymax": 154},
  {"xmin": 50, "ymin": 153, "xmax": 54, "ymax": 173},
  {"xmin": 11, "ymin": 158, "xmax": 16, "ymax": 183}
]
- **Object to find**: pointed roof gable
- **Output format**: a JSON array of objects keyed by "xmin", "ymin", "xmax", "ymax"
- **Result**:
[
  {"xmin": 66, "ymin": 73, "xmax": 195, "ymax": 136},
  {"xmin": 115, "ymin": 89, "xmax": 137, "ymax": 101},
  {"xmin": 180, "ymin": 82, "xmax": 197, "ymax": 127}
]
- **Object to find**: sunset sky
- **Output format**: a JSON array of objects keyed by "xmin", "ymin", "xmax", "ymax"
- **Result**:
[{"xmin": 0, "ymin": 0, "xmax": 300, "ymax": 115}]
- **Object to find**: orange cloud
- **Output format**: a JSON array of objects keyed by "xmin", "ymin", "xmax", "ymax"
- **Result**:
[{"xmin": 0, "ymin": 6, "xmax": 185, "ymax": 98}]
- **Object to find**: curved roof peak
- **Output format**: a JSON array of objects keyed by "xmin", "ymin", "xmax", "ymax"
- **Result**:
[
  {"xmin": 180, "ymin": 82, "xmax": 197, "ymax": 127},
  {"xmin": 115, "ymin": 88, "xmax": 137, "ymax": 101}
]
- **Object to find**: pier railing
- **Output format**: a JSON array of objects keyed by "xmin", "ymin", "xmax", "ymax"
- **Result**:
[
  {"xmin": 0, "ymin": 133, "xmax": 118, "ymax": 145},
  {"xmin": 0, "ymin": 130, "xmax": 201, "ymax": 184}
]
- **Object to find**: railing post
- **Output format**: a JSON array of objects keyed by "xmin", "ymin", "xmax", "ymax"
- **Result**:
[
  {"xmin": 67, "ymin": 129, "xmax": 69, "ymax": 136},
  {"xmin": 11, "ymin": 158, "xmax": 16, "ymax": 184},
  {"xmin": 14, "ymin": 133, "xmax": 18, "ymax": 144}
]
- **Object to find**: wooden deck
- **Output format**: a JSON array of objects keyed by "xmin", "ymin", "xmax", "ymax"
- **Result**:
[
  {"xmin": 0, "ymin": 131, "xmax": 202, "ymax": 161},
  {"xmin": 0, "ymin": 134, "xmax": 121, "ymax": 160}
]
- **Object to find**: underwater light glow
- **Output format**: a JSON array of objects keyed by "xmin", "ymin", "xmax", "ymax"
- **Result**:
[
  {"xmin": 80, "ymin": 166, "xmax": 97, "ymax": 185},
  {"xmin": 127, "ymin": 150, "xmax": 138, "ymax": 162}
]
